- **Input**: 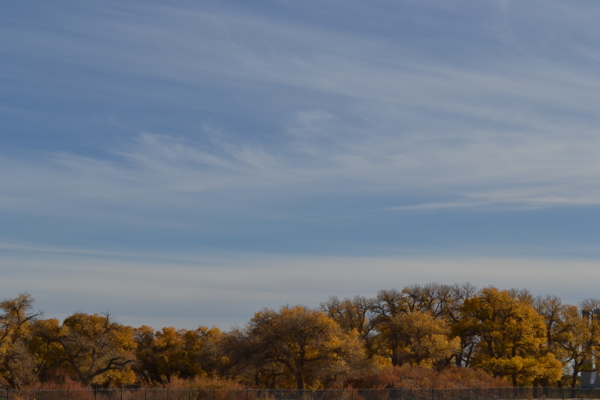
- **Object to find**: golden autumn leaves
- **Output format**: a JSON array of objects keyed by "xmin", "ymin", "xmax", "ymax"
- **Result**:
[
  {"xmin": 26, "ymin": 310, "xmax": 138, "ymax": 387},
  {"xmin": 1, "ymin": 283, "xmax": 600, "ymax": 390},
  {"xmin": 225, "ymin": 306, "xmax": 363, "ymax": 390},
  {"xmin": 458, "ymin": 288, "xmax": 562, "ymax": 387}
]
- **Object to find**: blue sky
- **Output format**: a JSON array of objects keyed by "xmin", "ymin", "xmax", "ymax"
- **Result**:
[{"xmin": 2, "ymin": 0, "xmax": 600, "ymax": 328}]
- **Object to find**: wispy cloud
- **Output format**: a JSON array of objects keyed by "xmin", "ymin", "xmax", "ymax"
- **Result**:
[
  {"xmin": 3, "ymin": 119, "xmax": 600, "ymax": 220},
  {"xmin": 3, "ymin": 1, "xmax": 600, "ymax": 219},
  {"xmin": 1, "ymin": 0, "xmax": 600, "ymax": 267}
]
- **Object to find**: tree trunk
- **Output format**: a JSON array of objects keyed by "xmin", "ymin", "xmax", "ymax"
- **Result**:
[{"xmin": 295, "ymin": 372, "xmax": 304, "ymax": 390}]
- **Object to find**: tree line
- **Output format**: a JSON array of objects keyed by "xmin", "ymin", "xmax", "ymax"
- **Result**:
[{"xmin": 1, "ymin": 283, "xmax": 599, "ymax": 390}]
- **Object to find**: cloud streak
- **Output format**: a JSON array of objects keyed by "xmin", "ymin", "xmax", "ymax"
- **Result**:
[
  {"xmin": 2, "ymin": 241, "xmax": 600, "ymax": 329},
  {"xmin": 2, "ymin": 1, "xmax": 600, "ymax": 220},
  {"xmin": 2, "ymin": 122, "xmax": 600, "ymax": 219}
]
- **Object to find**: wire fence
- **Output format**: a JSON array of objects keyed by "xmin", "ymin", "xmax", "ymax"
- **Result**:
[{"xmin": 0, "ymin": 388, "xmax": 598, "ymax": 400}]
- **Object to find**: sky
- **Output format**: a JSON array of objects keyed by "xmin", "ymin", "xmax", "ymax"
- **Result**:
[{"xmin": 2, "ymin": 0, "xmax": 600, "ymax": 329}]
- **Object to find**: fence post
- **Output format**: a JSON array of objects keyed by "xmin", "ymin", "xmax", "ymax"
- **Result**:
[
  {"xmin": 228, "ymin": 389, "xmax": 231, "ymax": 400},
  {"xmin": 121, "ymin": 387, "xmax": 124, "ymax": 400},
  {"xmin": 68, "ymin": 388, "xmax": 70, "ymax": 400},
  {"xmin": 144, "ymin": 388, "xmax": 147, "ymax": 400}
]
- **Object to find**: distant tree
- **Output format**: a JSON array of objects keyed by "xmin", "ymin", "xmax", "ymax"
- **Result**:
[
  {"xmin": 222, "ymin": 326, "xmax": 288, "ymax": 388},
  {"xmin": 35, "ymin": 313, "xmax": 136, "ymax": 386},
  {"xmin": 321, "ymin": 296, "xmax": 382, "ymax": 360},
  {"xmin": 553, "ymin": 300, "xmax": 600, "ymax": 388},
  {"xmin": 181, "ymin": 326, "xmax": 224, "ymax": 378},
  {"xmin": 461, "ymin": 287, "xmax": 562, "ymax": 386},
  {"xmin": 534, "ymin": 295, "xmax": 565, "ymax": 356},
  {"xmin": 402, "ymin": 283, "xmax": 449, "ymax": 316},
  {"xmin": 134, "ymin": 325, "xmax": 223, "ymax": 384},
  {"xmin": 378, "ymin": 311, "xmax": 459, "ymax": 368},
  {"xmin": 370, "ymin": 289, "xmax": 407, "ymax": 323},
  {"xmin": 532, "ymin": 295, "xmax": 569, "ymax": 386},
  {"xmin": 225, "ymin": 305, "xmax": 364, "ymax": 390},
  {"xmin": 446, "ymin": 283, "xmax": 478, "ymax": 368},
  {"xmin": 134, "ymin": 325, "xmax": 180, "ymax": 384},
  {"xmin": 0, "ymin": 293, "xmax": 41, "ymax": 388},
  {"xmin": 29, "ymin": 318, "xmax": 63, "ymax": 384}
]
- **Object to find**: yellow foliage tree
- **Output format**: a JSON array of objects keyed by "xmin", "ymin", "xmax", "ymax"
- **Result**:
[
  {"xmin": 134, "ymin": 325, "xmax": 223, "ymax": 384},
  {"xmin": 0, "ymin": 293, "xmax": 41, "ymax": 388},
  {"xmin": 379, "ymin": 311, "xmax": 460, "ymax": 368},
  {"xmin": 227, "ymin": 305, "xmax": 364, "ymax": 390},
  {"xmin": 34, "ymin": 313, "xmax": 136, "ymax": 386},
  {"xmin": 321, "ymin": 296, "xmax": 384, "ymax": 363},
  {"xmin": 554, "ymin": 303, "xmax": 600, "ymax": 387},
  {"xmin": 462, "ymin": 287, "xmax": 562, "ymax": 386}
]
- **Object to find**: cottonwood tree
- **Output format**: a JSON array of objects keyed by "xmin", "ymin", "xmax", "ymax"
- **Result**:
[
  {"xmin": 226, "ymin": 305, "xmax": 364, "ymax": 390},
  {"xmin": 461, "ymin": 287, "xmax": 562, "ymax": 386},
  {"xmin": 0, "ymin": 293, "xmax": 41, "ymax": 388},
  {"xmin": 379, "ymin": 311, "xmax": 460, "ymax": 368},
  {"xmin": 35, "ymin": 313, "xmax": 136, "ymax": 386},
  {"xmin": 321, "ymin": 296, "xmax": 382, "ymax": 360},
  {"xmin": 446, "ymin": 283, "xmax": 478, "ymax": 368},
  {"xmin": 534, "ymin": 296, "xmax": 565, "ymax": 356},
  {"xmin": 134, "ymin": 325, "xmax": 224, "ymax": 384},
  {"xmin": 370, "ymin": 289, "xmax": 408, "ymax": 323},
  {"xmin": 181, "ymin": 326, "xmax": 224, "ymax": 378},
  {"xmin": 134, "ymin": 325, "xmax": 180, "ymax": 384},
  {"xmin": 553, "ymin": 299, "xmax": 600, "ymax": 388},
  {"xmin": 29, "ymin": 318, "xmax": 64, "ymax": 384},
  {"xmin": 222, "ymin": 327, "xmax": 288, "ymax": 388}
]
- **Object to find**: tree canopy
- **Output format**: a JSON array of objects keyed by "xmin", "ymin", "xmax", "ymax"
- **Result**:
[{"xmin": 0, "ymin": 284, "xmax": 597, "ymax": 390}]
